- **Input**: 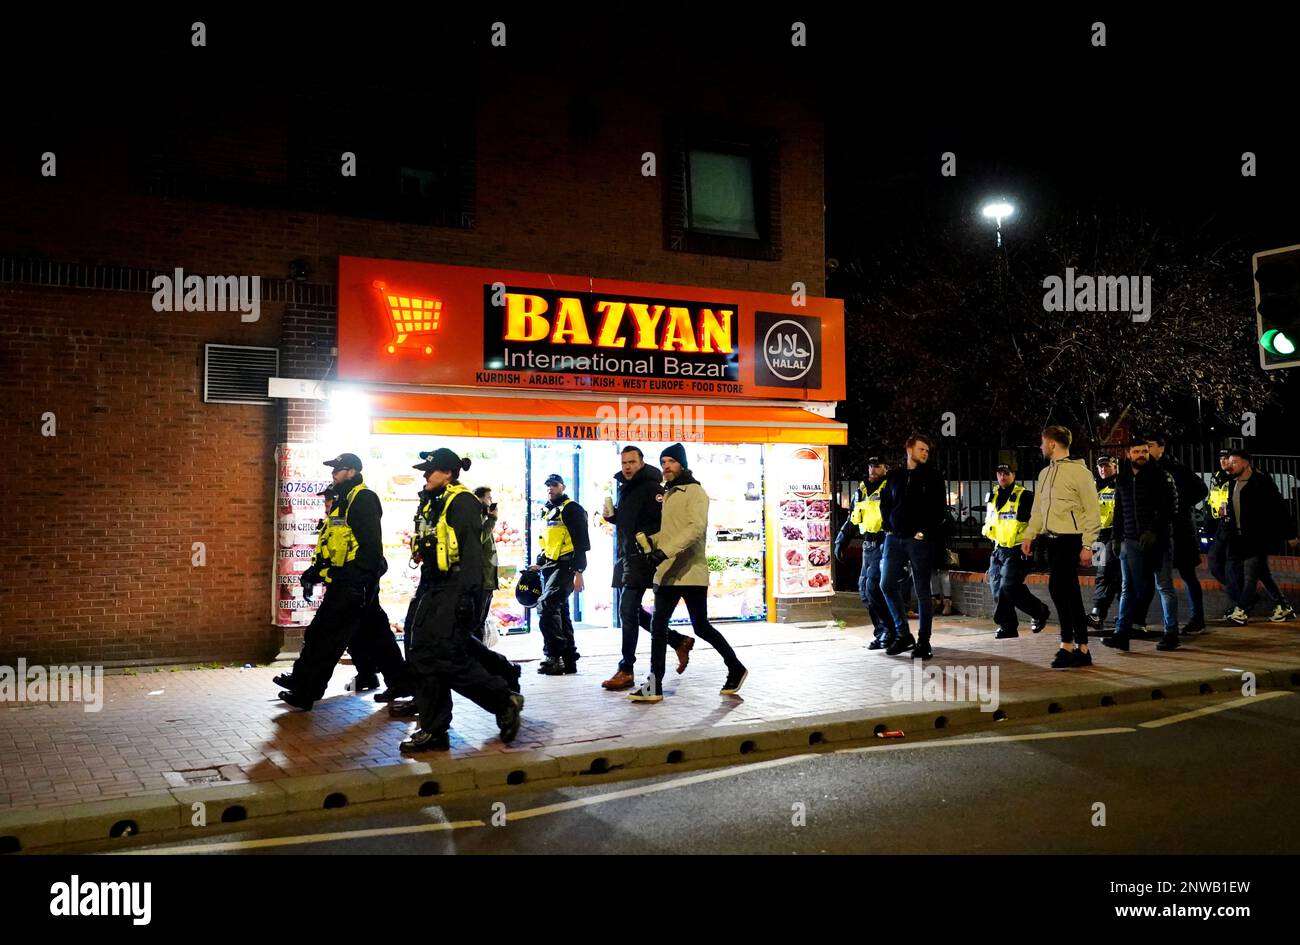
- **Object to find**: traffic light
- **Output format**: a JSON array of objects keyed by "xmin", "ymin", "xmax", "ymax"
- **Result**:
[{"xmin": 1252, "ymin": 243, "xmax": 1300, "ymax": 370}]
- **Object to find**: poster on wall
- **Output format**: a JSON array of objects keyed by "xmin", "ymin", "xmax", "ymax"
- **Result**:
[
  {"xmin": 273, "ymin": 445, "xmax": 334, "ymax": 627},
  {"xmin": 767, "ymin": 444, "xmax": 834, "ymax": 599}
]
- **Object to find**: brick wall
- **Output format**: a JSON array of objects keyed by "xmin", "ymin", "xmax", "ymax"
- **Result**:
[{"xmin": 1, "ymin": 69, "xmax": 826, "ymax": 664}]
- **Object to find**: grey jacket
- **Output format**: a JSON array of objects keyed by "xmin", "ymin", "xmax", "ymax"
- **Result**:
[{"xmin": 1021, "ymin": 457, "xmax": 1102, "ymax": 548}]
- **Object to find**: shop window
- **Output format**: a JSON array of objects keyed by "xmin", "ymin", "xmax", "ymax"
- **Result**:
[{"xmin": 665, "ymin": 121, "xmax": 781, "ymax": 261}]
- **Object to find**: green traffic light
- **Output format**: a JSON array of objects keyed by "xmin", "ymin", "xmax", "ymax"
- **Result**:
[{"xmin": 1261, "ymin": 328, "xmax": 1297, "ymax": 357}]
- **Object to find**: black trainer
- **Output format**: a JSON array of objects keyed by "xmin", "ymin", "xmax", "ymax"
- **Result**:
[
  {"xmin": 272, "ymin": 673, "xmax": 294, "ymax": 689},
  {"xmin": 278, "ymin": 690, "xmax": 313, "ymax": 710},
  {"xmin": 1180, "ymin": 618, "xmax": 1206, "ymax": 636},
  {"xmin": 1102, "ymin": 633, "xmax": 1130, "ymax": 651},
  {"xmin": 374, "ymin": 686, "xmax": 412, "ymax": 703},
  {"xmin": 867, "ymin": 638, "xmax": 887, "ymax": 650},
  {"xmin": 400, "ymin": 729, "xmax": 450, "ymax": 753},
  {"xmin": 1050, "ymin": 648, "xmax": 1076, "ymax": 669},
  {"xmin": 349, "ymin": 673, "xmax": 381, "ymax": 693},
  {"xmin": 497, "ymin": 693, "xmax": 526, "ymax": 743},
  {"xmin": 994, "ymin": 628, "xmax": 1019, "ymax": 639},
  {"xmin": 1030, "ymin": 613, "xmax": 1049, "ymax": 634},
  {"xmin": 537, "ymin": 658, "xmax": 561, "ymax": 674},
  {"xmin": 885, "ymin": 633, "xmax": 917, "ymax": 656},
  {"xmin": 1085, "ymin": 612, "xmax": 1102, "ymax": 630},
  {"xmin": 1155, "ymin": 634, "xmax": 1181, "ymax": 651},
  {"xmin": 720, "ymin": 666, "xmax": 749, "ymax": 695},
  {"xmin": 1071, "ymin": 648, "xmax": 1093, "ymax": 668},
  {"xmin": 388, "ymin": 700, "xmax": 418, "ymax": 718},
  {"xmin": 911, "ymin": 642, "xmax": 933, "ymax": 660}
]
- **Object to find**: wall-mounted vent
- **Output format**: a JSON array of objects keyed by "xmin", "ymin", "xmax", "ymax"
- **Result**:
[{"xmin": 204, "ymin": 344, "xmax": 279, "ymax": 405}]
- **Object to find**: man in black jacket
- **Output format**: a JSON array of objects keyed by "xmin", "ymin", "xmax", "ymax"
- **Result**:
[
  {"xmin": 878, "ymin": 433, "xmax": 948, "ymax": 660},
  {"xmin": 1146, "ymin": 436, "xmax": 1209, "ymax": 633},
  {"xmin": 533, "ymin": 473, "xmax": 591, "ymax": 675},
  {"xmin": 280, "ymin": 453, "xmax": 409, "ymax": 710},
  {"xmin": 1103, "ymin": 439, "xmax": 1180, "ymax": 652},
  {"xmin": 1223, "ymin": 449, "xmax": 1299, "ymax": 625},
  {"xmin": 601, "ymin": 446, "xmax": 693, "ymax": 691}
]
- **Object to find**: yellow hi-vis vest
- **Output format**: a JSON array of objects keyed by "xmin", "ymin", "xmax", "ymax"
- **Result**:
[
  {"xmin": 983, "ymin": 485, "xmax": 1029, "ymax": 548},
  {"xmin": 1098, "ymin": 483, "xmax": 1116, "ymax": 530},
  {"xmin": 850, "ymin": 479, "xmax": 886, "ymax": 534},
  {"xmin": 432, "ymin": 482, "xmax": 471, "ymax": 572},
  {"xmin": 411, "ymin": 494, "xmax": 434, "ymax": 560},
  {"xmin": 541, "ymin": 498, "xmax": 575, "ymax": 561},
  {"xmin": 1208, "ymin": 480, "xmax": 1230, "ymax": 519},
  {"xmin": 319, "ymin": 482, "xmax": 369, "ymax": 584}
]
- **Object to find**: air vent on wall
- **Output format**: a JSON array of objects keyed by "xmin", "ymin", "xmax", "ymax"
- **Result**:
[{"xmin": 204, "ymin": 344, "xmax": 280, "ymax": 405}]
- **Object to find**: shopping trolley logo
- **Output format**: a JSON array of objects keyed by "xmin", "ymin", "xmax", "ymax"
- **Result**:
[
  {"xmin": 755, "ymin": 311, "xmax": 820, "ymax": 387},
  {"xmin": 374, "ymin": 280, "xmax": 442, "ymax": 356}
]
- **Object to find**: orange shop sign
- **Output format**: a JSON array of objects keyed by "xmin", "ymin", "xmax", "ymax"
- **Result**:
[{"xmin": 337, "ymin": 257, "xmax": 845, "ymax": 401}]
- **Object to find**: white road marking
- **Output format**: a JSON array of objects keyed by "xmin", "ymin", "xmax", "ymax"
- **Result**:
[
  {"xmin": 112, "ymin": 818, "xmax": 487, "ymax": 855},
  {"xmin": 1138, "ymin": 691, "xmax": 1292, "ymax": 729}
]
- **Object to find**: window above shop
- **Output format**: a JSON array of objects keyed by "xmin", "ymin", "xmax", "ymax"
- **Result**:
[{"xmin": 666, "ymin": 121, "xmax": 781, "ymax": 261}]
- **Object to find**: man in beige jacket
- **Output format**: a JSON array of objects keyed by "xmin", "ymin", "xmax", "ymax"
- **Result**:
[
  {"xmin": 629, "ymin": 443, "xmax": 748, "ymax": 702},
  {"xmin": 1019, "ymin": 425, "xmax": 1102, "ymax": 669}
]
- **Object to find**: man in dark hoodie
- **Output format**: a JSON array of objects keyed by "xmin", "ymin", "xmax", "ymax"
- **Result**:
[
  {"xmin": 1103, "ymin": 438, "xmax": 1180, "ymax": 652},
  {"xmin": 279, "ymin": 453, "xmax": 409, "ymax": 710},
  {"xmin": 533, "ymin": 473, "xmax": 591, "ymax": 675},
  {"xmin": 401, "ymin": 448, "xmax": 524, "ymax": 752},
  {"xmin": 1147, "ymin": 435, "xmax": 1209, "ymax": 634},
  {"xmin": 1223, "ymin": 449, "xmax": 1299, "ymax": 625},
  {"xmin": 601, "ymin": 446, "xmax": 693, "ymax": 691},
  {"xmin": 878, "ymin": 433, "xmax": 948, "ymax": 661}
]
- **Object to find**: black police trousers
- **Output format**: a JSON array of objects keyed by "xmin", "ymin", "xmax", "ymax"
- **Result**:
[
  {"xmin": 291, "ymin": 582, "xmax": 407, "ymax": 702},
  {"xmin": 409, "ymin": 580, "xmax": 515, "ymax": 736},
  {"xmin": 537, "ymin": 564, "xmax": 578, "ymax": 661}
]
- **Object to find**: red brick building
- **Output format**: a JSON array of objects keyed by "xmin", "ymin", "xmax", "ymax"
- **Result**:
[{"xmin": 0, "ymin": 50, "xmax": 831, "ymax": 666}]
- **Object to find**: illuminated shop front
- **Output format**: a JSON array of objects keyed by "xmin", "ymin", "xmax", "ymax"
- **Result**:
[{"xmin": 271, "ymin": 258, "xmax": 846, "ymax": 635}]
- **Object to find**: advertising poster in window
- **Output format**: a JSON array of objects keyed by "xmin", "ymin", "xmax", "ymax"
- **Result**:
[
  {"xmin": 273, "ymin": 445, "xmax": 333, "ymax": 627},
  {"xmin": 767, "ymin": 444, "xmax": 833, "ymax": 598}
]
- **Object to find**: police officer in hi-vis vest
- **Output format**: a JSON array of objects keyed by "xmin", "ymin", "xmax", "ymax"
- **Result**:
[
  {"xmin": 401, "ymin": 448, "xmax": 524, "ymax": 753},
  {"xmin": 1206, "ymin": 448, "xmax": 1238, "ymax": 616},
  {"xmin": 834, "ymin": 457, "xmax": 894, "ymax": 649},
  {"xmin": 532, "ymin": 473, "xmax": 591, "ymax": 676},
  {"xmin": 279, "ymin": 453, "xmax": 409, "ymax": 711},
  {"xmin": 1087, "ymin": 455, "xmax": 1120, "ymax": 632},
  {"xmin": 983, "ymin": 463, "xmax": 1050, "ymax": 638}
]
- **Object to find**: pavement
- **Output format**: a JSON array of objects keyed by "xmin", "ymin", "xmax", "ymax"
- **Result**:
[{"xmin": 2, "ymin": 593, "xmax": 1299, "ymax": 852}]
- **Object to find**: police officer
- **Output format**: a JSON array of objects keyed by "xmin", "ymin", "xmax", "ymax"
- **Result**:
[
  {"xmin": 982, "ymin": 463, "xmax": 1050, "ymax": 638},
  {"xmin": 532, "ymin": 473, "xmax": 590, "ymax": 676},
  {"xmin": 1086, "ymin": 455, "xmax": 1120, "ymax": 632},
  {"xmin": 279, "ymin": 453, "xmax": 408, "ymax": 710},
  {"xmin": 834, "ymin": 457, "xmax": 893, "ymax": 649},
  {"xmin": 473, "ymin": 486, "xmax": 500, "ymax": 643},
  {"xmin": 401, "ymin": 448, "xmax": 524, "ymax": 752},
  {"xmin": 1207, "ymin": 449, "xmax": 1238, "ymax": 618}
]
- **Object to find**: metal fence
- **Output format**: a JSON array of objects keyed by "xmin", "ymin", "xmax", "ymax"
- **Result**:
[{"xmin": 835, "ymin": 444, "xmax": 1300, "ymax": 554}]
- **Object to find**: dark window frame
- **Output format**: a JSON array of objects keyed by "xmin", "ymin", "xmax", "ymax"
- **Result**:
[{"xmin": 665, "ymin": 119, "xmax": 782, "ymax": 261}]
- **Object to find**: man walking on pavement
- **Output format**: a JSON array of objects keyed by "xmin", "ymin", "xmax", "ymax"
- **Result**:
[
  {"xmin": 1086, "ymin": 455, "xmax": 1120, "ymax": 633},
  {"xmin": 835, "ymin": 457, "xmax": 895, "ymax": 649},
  {"xmin": 1207, "ymin": 449, "xmax": 1239, "ymax": 617},
  {"xmin": 982, "ymin": 462, "xmax": 1050, "ymax": 639},
  {"xmin": 533, "ymin": 473, "xmax": 590, "ymax": 676},
  {"xmin": 630, "ymin": 443, "xmax": 747, "ymax": 702},
  {"xmin": 879, "ymin": 433, "xmax": 948, "ymax": 661},
  {"xmin": 1102, "ymin": 437, "xmax": 1180, "ymax": 652},
  {"xmin": 401, "ymin": 448, "xmax": 524, "ymax": 753},
  {"xmin": 1019, "ymin": 426, "xmax": 1101, "ymax": 669},
  {"xmin": 278, "ymin": 453, "xmax": 410, "ymax": 710},
  {"xmin": 1148, "ymin": 435, "xmax": 1209, "ymax": 635},
  {"xmin": 1223, "ymin": 449, "xmax": 1299, "ymax": 626},
  {"xmin": 602, "ymin": 446, "xmax": 694, "ymax": 691}
]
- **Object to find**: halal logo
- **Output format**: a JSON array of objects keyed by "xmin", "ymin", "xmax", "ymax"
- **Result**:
[{"xmin": 762, "ymin": 319, "xmax": 815, "ymax": 382}]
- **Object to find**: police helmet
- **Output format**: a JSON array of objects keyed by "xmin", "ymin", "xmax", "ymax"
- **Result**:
[{"xmin": 515, "ymin": 569, "xmax": 543, "ymax": 608}]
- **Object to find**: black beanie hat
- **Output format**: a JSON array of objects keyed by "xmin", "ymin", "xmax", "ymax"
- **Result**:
[{"xmin": 660, "ymin": 442, "xmax": 688, "ymax": 469}]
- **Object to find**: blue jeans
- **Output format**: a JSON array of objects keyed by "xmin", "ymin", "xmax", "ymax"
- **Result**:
[
  {"xmin": 881, "ymin": 535, "xmax": 934, "ymax": 643},
  {"xmin": 858, "ymin": 540, "xmax": 891, "ymax": 639},
  {"xmin": 1117, "ymin": 539, "xmax": 1177, "ymax": 636}
]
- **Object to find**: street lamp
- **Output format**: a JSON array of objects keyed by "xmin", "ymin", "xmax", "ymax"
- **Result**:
[{"xmin": 981, "ymin": 200, "xmax": 1015, "ymax": 247}]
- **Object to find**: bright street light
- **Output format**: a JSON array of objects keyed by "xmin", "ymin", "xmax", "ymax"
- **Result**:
[{"xmin": 981, "ymin": 200, "xmax": 1015, "ymax": 247}]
